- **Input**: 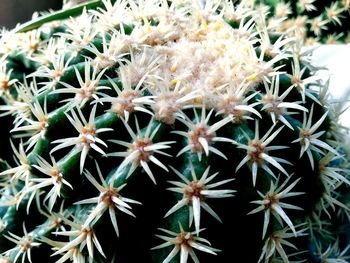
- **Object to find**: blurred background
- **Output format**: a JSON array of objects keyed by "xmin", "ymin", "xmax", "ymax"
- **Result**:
[
  {"xmin": 0, "ymin": 0, "xmax": 62, "ymax": 29},
  {"xmin": 311, "ymin": 46, "xmax": 350, "ymax": 131}
]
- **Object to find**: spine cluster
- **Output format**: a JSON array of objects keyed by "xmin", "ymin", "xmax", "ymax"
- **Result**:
[{"xmin": 255, "ymin": 0, "xmax": 350, "ymax": 44}]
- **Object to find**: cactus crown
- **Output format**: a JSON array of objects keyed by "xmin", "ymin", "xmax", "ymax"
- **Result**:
[{"xmin": 0, "ymin": 0, "xmax": 349, "ymax": 262}]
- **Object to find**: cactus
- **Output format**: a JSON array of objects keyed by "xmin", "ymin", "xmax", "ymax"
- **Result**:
[
  {"xmin": 0, "ymin": 0, "xmax": 349, "ymax": 262},
  {"xmin": 252, "ymin": 0, "xmax": 350, "ymax": 44}
]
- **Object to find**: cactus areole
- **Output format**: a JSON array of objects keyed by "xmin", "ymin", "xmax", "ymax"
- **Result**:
[{"xmin": 0, "ymin": 0, "xmax": 349, "ymax": 262}]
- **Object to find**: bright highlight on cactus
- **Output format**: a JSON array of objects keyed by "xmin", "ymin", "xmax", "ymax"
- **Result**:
[{"xmin": 0, "ymin": 0, "xmax": 349, "ymax": 262}]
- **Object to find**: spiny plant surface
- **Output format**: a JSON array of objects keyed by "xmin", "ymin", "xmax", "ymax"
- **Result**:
[
  {"xmin": 249, "ymin": 0, "xmax": 350, "ymax": 44},
  {"xmin": 0, "ymin": 0, "xmax": 349, "ymax": 262}
]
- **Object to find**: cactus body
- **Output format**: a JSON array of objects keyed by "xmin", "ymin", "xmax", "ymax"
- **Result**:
[{"xmin": 0, "ymin": 0, "xmax": 349, "ymax": 262}]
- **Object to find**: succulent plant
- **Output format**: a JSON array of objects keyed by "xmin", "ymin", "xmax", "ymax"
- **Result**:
[
  {"xmin": 0, "ymin": 0, "xmax": 349, "ymax": 262},
  {"xmin": 252, "ymin": 0, "xmax": 350, "ymax": 44}
]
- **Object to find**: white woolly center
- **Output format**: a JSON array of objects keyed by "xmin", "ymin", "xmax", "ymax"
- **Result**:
[{"xmin": 125, "ymin": 9, "xmax": 265, "ymax": 106}]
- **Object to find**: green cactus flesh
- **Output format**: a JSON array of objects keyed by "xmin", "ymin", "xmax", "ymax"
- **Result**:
[{"xmin": 0, "ymin": 0, "xmax": 349, "ymax": 262}]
